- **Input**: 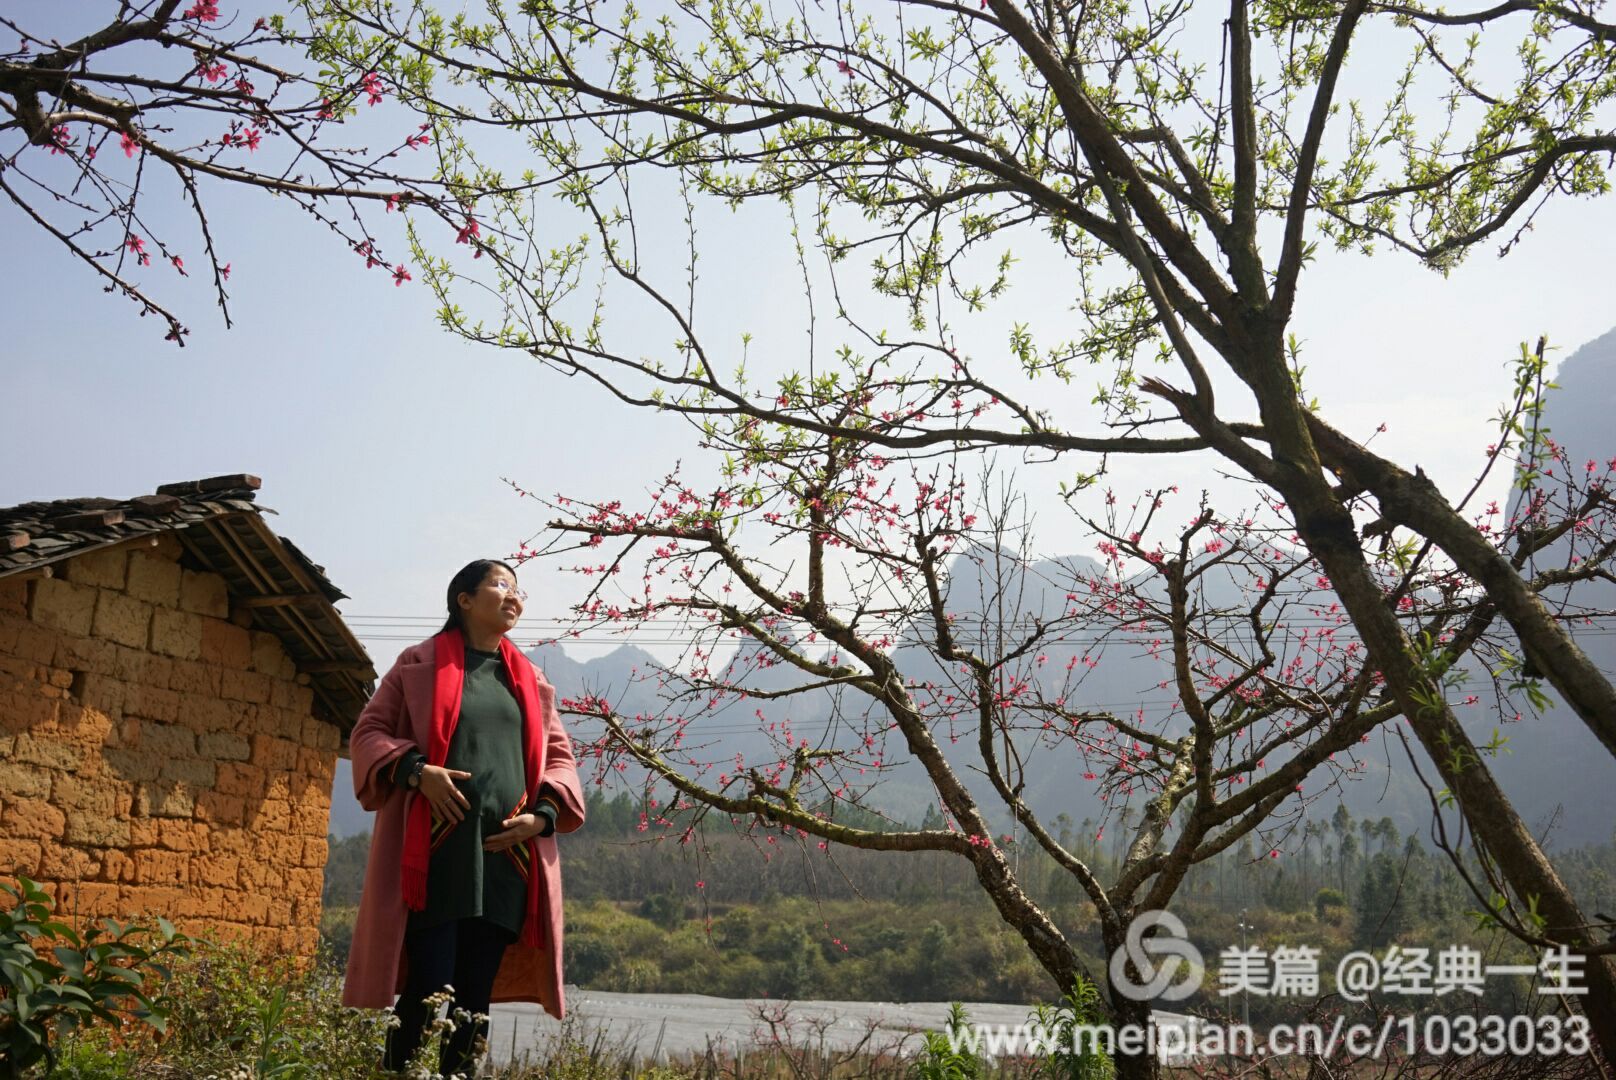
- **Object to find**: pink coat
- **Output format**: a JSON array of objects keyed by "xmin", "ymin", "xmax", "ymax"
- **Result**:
[{"xmin": 341, "ymin": 637, "xmax": 585, "ymax": 1017}]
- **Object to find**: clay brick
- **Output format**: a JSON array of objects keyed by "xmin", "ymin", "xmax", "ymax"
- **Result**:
[
  {"xmin": 301, "ymin": 715, "xmax": 342, "ymax": 753},
  {"xmin": 128, "ymin": 819, "xmax": 159, "ymax": 847},
  {"xmin": 295, "ymin": 747, "xmax": 336, "ymax": 787},
  {"xmin": 209, "ymin": 829, "xmax": 251, "ymax": 856},
  {"xmin": 73, "ymin": 672, "xmax": 126, "ymax": 715},
  {"xmin": 0, "ymin": 838, "xmax": 42, "ymax": 876},
  {"xmin": 150, "ymin": 607, "xmax": 202, "ymax": 660},
  {"xmin": 11, "ymin": 734, "xmax": 81, "ymax": 770},
  {"xmin": 156, "ymin": 820, "xmax": 205, "ymax": 852},
  {"xmin": 176, "ymin": 695, "xmax": 235, "ymax": 732},
  {"xmin": 250, "ymin": 632, "xmax": 296, "ymax": 679},
  {"xmin": 62, "ymin": 881, "xmax": 120, "ymax": 919},
  {"xmin": 132, "ymin": 853, "xmax": 189, "ymax": 885},
  {"xmin": 301, "ymin": 836, "xmax": 328, "ymax": 867},
  {"xmin": 141, "ymin": 722, "xmax": 196, "ymax": 758},
  {"xmin": 172, "ymin": 888, "xmax": 222, "ymax": 921},
  {"xmin": 121, "ymin": 884, "xmax": 186, "ymax": 919},
  {"xmin": 254, "ymin": 799, "xmax": 292, "ymax": 833},
  {"xmin": 161, "ymin": 757, "xmax": 216, "ymax": 787},
  {"xmin": 237, "ymin": 892, "xmax": 270, "ymax": 925},
  {"xmin": 97, "ymin": 850, "xmax": 134, "ymax": 882},
  {"xmin": 201, "ymin": 620, "xmax": 252, "ymax": 669},
  {"xmin": 3, "ymin": 798, "xmax": 67, "ymax": 839},
  {"xmin": 0, "ymin": 762, "xmax": 53, "ymax": 799},
  {"xmin": 0, "ymin": 688, "xmax": 60, "ymax": 733},
  {"xmin": 53, "ymin": 777, "xmax": 118, "ymax": 815},
  {"xmin": 168, "ymin": 658, "xmax": 219, "ymax": 697},
  {"xmin": 195, "ymin": 791, "xmax": 246, "ymax": 827},
  {"xmin": 52, "ymin": 636, "xmax": 118, "ymax": 677},
  {"xmin": 266, "ymin": 896, "xmax": 293, "ymax": 927},
  {"xmin": 102, "ymin": 746, "xmax": 160, "ymax": 783},
  {"xmin": 123, "ymin": 683, "xmax": 180, "ymax": 724},
  {"xmin": 91, "ymin": 589, "xmax": 153, "ymax": 650},
  {"xmin": 250, "ymin": 734, "xmax": 298, "ymax": 772},
  {"xmin": 0, "ymin": 651, "xmax": 33, "ymax": 681},
  {"xmin": 28, "ymin": 578, "xmax": 96, "ymax": 636},
  {"xmin": 179, "ymin": 569, "xmax": 230, "ymax": 618},
  {"xmin": 53, "ymin": 704, "xmax": 113, "ymax": 750},
  {"xmin": 66, "ymin": 813, "xmax": 132, "ymax": 848},
  {"xmin": 12, "ymin": 622, "xmax": 57, "ymax": 663},
  {"xmin": 113, "ymin": 646, "xmax": 172, "ymax": 689},
  {"xmin": 287, "ymin": 867, "xmax": 323, "ymax": 898},
  {"xmin": 0, "ymin": 578, "xmax": 27, "ymax": 616},
  {"xmin": 136, "ymin": 783, "xmax": 194, "ymax": 819},
  {"xmin": 215, "ymin": 762, "xmax": 267, "ymax": 798},
  {"xmin": 62, "ymin": 548, "xmax": 128, "ymax": 589},
  {"xmin": 199, "ymin": 731, "xmax": 251, "ymax": 761},
  {"xmin": 289, "ymin": 801, "xmax": 330, "ymax": 836},
  {"xmin": 192, "ymin": 853, "xmax": 240, "ymax": 888},
  {"xmin": 126, "ymin": 551, "xmax": 182, "ymax": 607},
  {"xmin": 220, "ymin": 669, "xmax": 271, "ymax": 705},
  {"xmin": 38, "ymin": 845, "xmax": 100, "ymax": 881}
]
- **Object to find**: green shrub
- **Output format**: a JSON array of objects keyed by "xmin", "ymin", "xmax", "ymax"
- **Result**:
[
  {"xmin": 155, "ymin": 935, "xmax": 390, "ymax": 1078},
  {"xmin": 1024, "ymin": 978, "xmax": 1113, "ymax": 1080},
  {"xmin": 0, "ymin": 875, "xmax": 190, "ymax": 1079},
  {"xmin": 909, "ymin": 1003, "xmax": 983, "ymax": 1080}
]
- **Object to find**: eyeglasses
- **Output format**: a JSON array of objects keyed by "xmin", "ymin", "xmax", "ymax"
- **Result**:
[{"xmin": 490, "ymin": 580, "xmax": 529, "ymax": 602}]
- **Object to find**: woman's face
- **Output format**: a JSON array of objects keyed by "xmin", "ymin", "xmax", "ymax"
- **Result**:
[{"xmin": 458, "ymin": 564, "xmax": 524, "ymax": 638}]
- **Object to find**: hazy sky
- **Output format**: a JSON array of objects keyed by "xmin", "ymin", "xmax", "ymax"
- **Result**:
[{"xmin": 5, "ymin": 2, "xmax": 1615, "ymax": 682}]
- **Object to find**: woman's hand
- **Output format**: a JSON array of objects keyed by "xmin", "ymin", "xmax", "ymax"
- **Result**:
[
  {"xmin": 418, "ymin": 765, "xmax": 472, "ymax": 824},
  {"xmin": 483, "ymin": 813, "xmax": 542, "ymax": 852}
]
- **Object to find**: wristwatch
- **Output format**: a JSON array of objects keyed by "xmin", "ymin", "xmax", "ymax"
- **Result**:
[{"xmin": 406, "ymin": 759, "xmax": 427, "ymax": 789}]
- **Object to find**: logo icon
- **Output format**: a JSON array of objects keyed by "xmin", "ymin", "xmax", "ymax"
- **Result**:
[{"xmin": 1109, "ymin": 910, "xmax": 1203, "ymax": 1002}]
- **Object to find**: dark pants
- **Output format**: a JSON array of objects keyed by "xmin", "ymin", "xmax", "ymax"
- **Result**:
[{"xmin": 384, "ymin": 917, "xmax": 516, "ymax": 1076}]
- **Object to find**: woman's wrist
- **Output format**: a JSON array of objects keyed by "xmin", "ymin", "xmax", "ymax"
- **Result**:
[{"xmin": 391, "ymin": 750, "xmax": 427, "ymax": 788}]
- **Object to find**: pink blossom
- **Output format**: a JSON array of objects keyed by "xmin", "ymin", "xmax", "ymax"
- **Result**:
[
  {"xmin": 392, "ymin": 264, "xmax": 411, "ymax": 286},
  {"xmin": 221, "ymin": 263, "xmax": 231, "ymax": 280},
  {"xmin": 242, "ymin": 127, "xmax": 261, "ymax": 151},
  {"xmin": 183, "ymin": 0, "xmax": 220, "ymax": 21},
  {"xmin": 200, "ymin": 61, "xmax": 228, "ymax": 84},
  {"xmin": 120, "ymin": 131, "xmax": 139, "ymax": 158},
  {"xmin": 456, "ymin": 218, "xmax": 480, "ymax": 245},
  {"xmin": 361, "ymin": 71, "xmax": 385, "ymax": 106}
]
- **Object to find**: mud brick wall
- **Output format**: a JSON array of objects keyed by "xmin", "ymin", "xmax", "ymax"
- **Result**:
[{"xmin": 0, "ymin": 534, "xmax": 338, "ymax": 955}]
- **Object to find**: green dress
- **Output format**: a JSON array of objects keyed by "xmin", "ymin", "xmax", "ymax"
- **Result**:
[{"xmin": 399, "ymin": 647, "xmax": 530, "ymax": 936}]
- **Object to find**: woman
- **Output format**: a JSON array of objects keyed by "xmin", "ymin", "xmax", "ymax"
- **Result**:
[{"xmin": 342, "ymin": 559, "xmax": 585, "ymax": 1076}]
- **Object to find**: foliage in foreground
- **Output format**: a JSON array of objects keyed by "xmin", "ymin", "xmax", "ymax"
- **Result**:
[{"xmin": 0, "ymin": 876, "xmax": 189, "ymax": 1079}]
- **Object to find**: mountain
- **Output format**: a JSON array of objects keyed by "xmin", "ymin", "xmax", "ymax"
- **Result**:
[{"xmin": 328, "ymin": 329, "xmax": 1616, "ymax": 845}]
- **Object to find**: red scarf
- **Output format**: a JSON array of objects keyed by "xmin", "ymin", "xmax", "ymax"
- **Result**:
[{"xmin": 401, "ymin": 628, "xmax": 549, "ymax": 948}]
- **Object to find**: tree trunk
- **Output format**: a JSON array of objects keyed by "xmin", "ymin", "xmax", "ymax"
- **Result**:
[
  {"xmin": 1309, "ymin": 417, "xmax": 1616, "ymax": 761},
  {"xmin": 1260, "ymin": 399, "xmax": 1616, "ymax": 1066},
  {"xmin": 1102, "ymin": 919, "xmax": 1164, "ymax": 1080}
]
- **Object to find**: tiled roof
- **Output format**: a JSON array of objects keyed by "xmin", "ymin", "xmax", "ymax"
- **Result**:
[{"xmin": 1, "ymin": 474, "xmax": 375, "ymax": 736}]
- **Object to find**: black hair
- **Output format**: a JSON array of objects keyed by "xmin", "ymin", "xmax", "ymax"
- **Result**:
[{"xmin": 440, "ymin": 559, "xmax": 519, "ymax": 634}]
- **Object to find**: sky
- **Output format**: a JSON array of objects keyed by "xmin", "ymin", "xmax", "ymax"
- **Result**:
[{"xmin": 4, "ymin": 7, "xmax": 1614, "ymax": 696}]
